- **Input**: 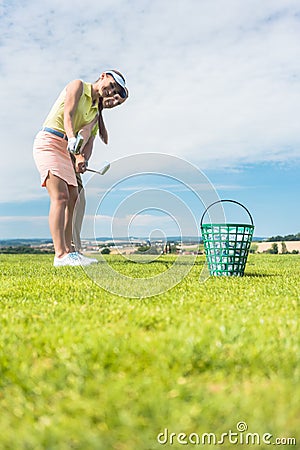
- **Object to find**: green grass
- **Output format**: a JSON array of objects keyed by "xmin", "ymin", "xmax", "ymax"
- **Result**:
[{"xmin": 0, "ymin": 254, "xmax": 299, "ymax": 449}]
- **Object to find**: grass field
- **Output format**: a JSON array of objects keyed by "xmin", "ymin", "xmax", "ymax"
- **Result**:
[{"xmin": 0, "ymin": 254, "xmax": 299, "ymax": 449}]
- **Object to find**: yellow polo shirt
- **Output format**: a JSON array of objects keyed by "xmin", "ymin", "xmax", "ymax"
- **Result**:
[{"xmin": 43, "ymin": 81, "xmax": 98, "ymax": 137}]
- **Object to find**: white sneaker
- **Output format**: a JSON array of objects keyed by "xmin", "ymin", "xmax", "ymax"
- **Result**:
[{"xmin": 53, "ymin": 252, "xmax": 96, "ymax": 267}]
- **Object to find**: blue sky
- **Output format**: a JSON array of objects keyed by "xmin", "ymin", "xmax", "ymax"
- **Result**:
[{"xmin": 0, "ymin": 0, "xmax": 299, "ymax": 239}]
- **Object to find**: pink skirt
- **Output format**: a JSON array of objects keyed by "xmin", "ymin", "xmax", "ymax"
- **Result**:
[{"xmin": 33, "ymin": 131, "xmax": 77, "ymax": 187}]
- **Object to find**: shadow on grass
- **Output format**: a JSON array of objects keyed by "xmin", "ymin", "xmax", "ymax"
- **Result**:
[
  {"xmin": 244, "ymin": 273, "xmax": 277, "ymax": 278},
  {"xmin": 98, "ymin": 256, "xmax": 205, "ymax": 266}
]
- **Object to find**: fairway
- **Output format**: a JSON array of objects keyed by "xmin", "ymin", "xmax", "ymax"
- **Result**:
[{"xmin": 0, "ymin": 254, "xmax": 299, "ymax": 449}]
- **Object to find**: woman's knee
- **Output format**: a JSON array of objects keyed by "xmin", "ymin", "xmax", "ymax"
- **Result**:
[{"xmin": 51, "ymin": 191, "xmax": 70, "ymax": 207}]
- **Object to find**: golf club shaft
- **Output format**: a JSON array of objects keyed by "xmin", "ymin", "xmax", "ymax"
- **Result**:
[{"xmin": 86, "ymin": 168, "xmax": 101, "ymax": 174}]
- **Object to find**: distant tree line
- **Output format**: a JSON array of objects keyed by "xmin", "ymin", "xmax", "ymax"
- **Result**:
[
  {"xmin": 0, "ymin": 246, "xmax": 54, "ymax": 254},
  {"xmin": 267, "ymin": 232, "xmax": 300, "ymax": 242},
  {"xmin": 263, "ymin": 242, "xmax": 299, "ymax": 255}
]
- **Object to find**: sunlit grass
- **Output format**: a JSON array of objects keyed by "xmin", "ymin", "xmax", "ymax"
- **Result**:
[{"xmin": 0, "ymin": 254, "xmax": 299, "ymax": 449}]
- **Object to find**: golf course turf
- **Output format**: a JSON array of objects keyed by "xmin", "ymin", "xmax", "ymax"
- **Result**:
[{"xmin": 0, "ymin": 253, "xmax": 299, "ymax": 449}]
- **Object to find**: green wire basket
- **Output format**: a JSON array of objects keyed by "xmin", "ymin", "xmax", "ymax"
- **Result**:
[{"xmin": 200, "ymin": 200, "xmax": 255, "ymax": 277}]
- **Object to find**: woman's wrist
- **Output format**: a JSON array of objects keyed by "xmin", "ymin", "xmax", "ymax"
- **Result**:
[
  {"xmin": 67, "ymin": 134, "xmax": 84, "ymax": 155},
  {"xmin": 67, "ymin": 137, "xmax": 77, "ymax": 154}
]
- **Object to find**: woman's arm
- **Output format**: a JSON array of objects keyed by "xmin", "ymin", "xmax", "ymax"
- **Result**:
[
  {"xmin": 64, "ymin": 80, "xmax": 83, "ymax": 138},
  {"xmin": 74, "ymin": 135, "xmax": 95, "ymax": 174},
  {"xmin": 81, "ymin": 135, "xmax": 95, "ymax": 163}
]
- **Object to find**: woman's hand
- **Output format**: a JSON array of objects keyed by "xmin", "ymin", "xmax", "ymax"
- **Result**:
[{"xmin": 75, "ymin": 154, "xmax": 87, "ymax": 173}]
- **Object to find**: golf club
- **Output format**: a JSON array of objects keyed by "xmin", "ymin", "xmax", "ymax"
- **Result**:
[{"xmin": 86, "ymin": 162, "xmax": 110, "ymax": 176}]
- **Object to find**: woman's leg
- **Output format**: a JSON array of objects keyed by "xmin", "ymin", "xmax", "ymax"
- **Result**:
[
  {"xmin": 45, "ymin": 172, "xmax": 70, "ymax": 258},
  {"xmin": 72, "ymin": 185, "xmax": 85, "ymax": 252},
  {"xmin": 64, "ymin": 185, "xmax": 79, "ymax": 253}
]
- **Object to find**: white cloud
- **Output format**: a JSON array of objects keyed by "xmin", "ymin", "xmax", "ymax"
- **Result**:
[
  {"xmin": 0, "ymin": 0, "xmax": 300, "ymax": 236},
  {"xmin": 83, "ymin": 210, "xmax": 198, "ymax": 238},
  {"xmin": 0, "ymin": 216, "xmax": 47, "ymax": 222}
]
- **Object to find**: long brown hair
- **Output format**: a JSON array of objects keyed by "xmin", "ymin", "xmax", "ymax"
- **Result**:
[
  {"xmin": 98, "ymin": 98, "xmax": 108, "ymax": 144},
  {"xmin": 96, "ymin": 70, "xmax": 127, "ymax": 144}
]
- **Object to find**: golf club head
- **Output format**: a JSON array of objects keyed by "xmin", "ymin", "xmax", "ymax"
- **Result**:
[
  {"xmin": 86, "ymin": 162, "xmax": 110, "ymax": 175},
  {"xmin": 99, "ymin": 162, "xmax": 110, "ymax": 175}
]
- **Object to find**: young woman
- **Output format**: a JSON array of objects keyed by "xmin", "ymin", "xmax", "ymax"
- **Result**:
[{"xmin": 33, "ymin": 70, "xmax": 128, "ymax": 266}]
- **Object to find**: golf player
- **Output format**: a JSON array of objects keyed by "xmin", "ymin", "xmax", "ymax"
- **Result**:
[{"xmin": 33, "ymin": 70, "xmax": 128, "ymax": 266}]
